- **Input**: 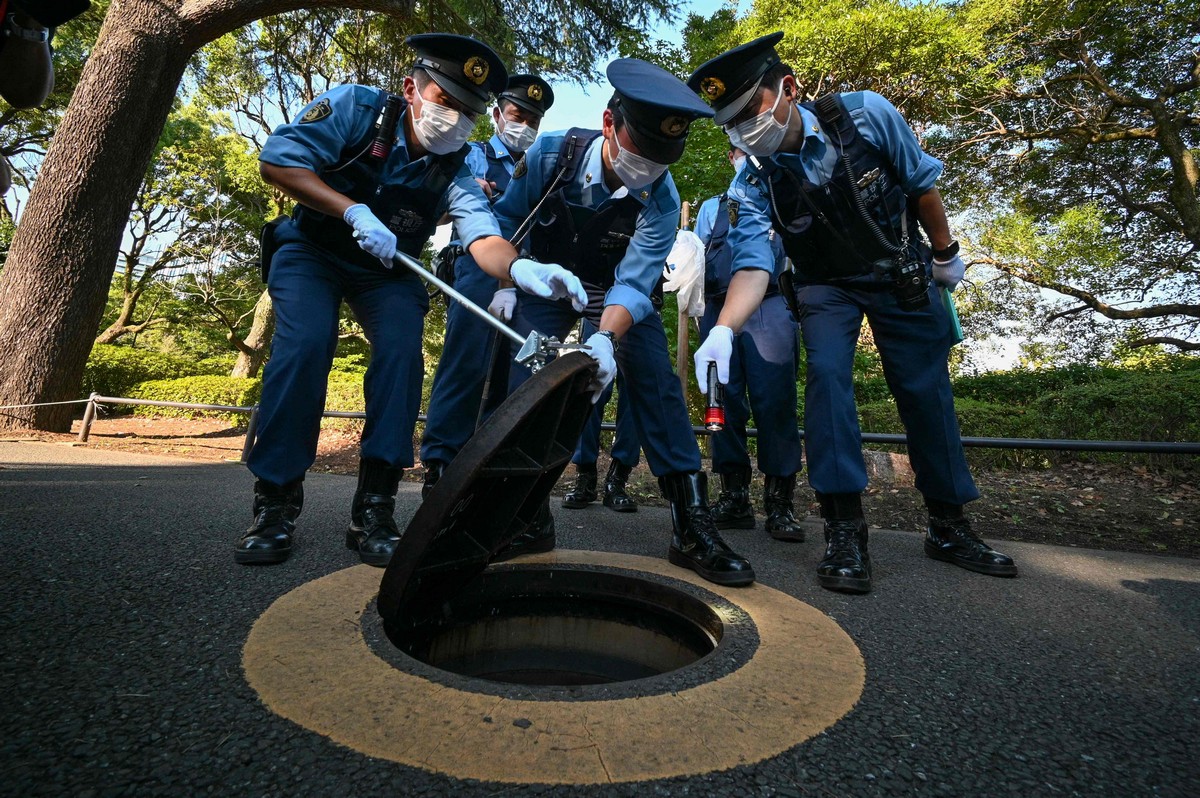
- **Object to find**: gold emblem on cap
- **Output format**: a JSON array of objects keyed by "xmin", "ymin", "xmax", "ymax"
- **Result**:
[
  {"xmin": 463, "ymin": 55, "xmax": 489, "ymax": 85},
  {"xmin": 700, "ymin": 76, "xmax": 726, "ymax": 100},
  {"xmin": 527, "ymin": 84, "xmax": 543, "ymax": 101},
  {"xmin": 660, "ymin": 116, "xmax": 689, "ymax": 137}
]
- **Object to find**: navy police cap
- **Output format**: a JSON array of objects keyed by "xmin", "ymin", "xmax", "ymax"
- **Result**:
[
  {"xmin": 687, "ymin": 32, "xmax": 784, "ymax": 127},
  {"xmin": 607, "ymin": 58, "xmax": 714, "ymax": 165},
  {"xmin": 499, "ymin": 74, "xmax": 554, "ymax": 117},
  {"xmin": 406, "ymin": 33, "xmax": 509, "ymax": 115}
]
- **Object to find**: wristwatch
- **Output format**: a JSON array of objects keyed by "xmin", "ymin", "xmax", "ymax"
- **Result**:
[
  {"xmin": 595, "ymin": 329, "xmax": 619, "ymax": 353},
  {"xmin": 5, "ymin": 15, "xmax": 50, "ymax": 43},
  {"xmin": 932, "ymin": 240, "xmax": 960, "ymax": 261}
]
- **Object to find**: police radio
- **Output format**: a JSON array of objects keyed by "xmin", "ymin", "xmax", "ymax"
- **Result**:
[
  {"xmin": 704, "ymin": 361, "xmax": 725, "ymax": 432},
  {"xmin": 369, "ymin": 95, "xmax": 404, "ymax": 160}
]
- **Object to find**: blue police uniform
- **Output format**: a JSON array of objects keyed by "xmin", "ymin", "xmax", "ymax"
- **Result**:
[
  {"xmin": 494, "ymin": 129, "xmax": 701, "ymax": 476},
  {"xmin": 247, "ymin": 84, "xmax": 500, "ymax": 488},
  {"xmin": 688, "ymin": 32, "xmax": 1016, "ymax": 591},
  {"xmin": 560, "ymin": 318, "xmax": 643, "ymax": 512},
  {"xmin": 488, "ymin": 58, "xmax": 756, "ymax": 587},
  {"xmin": 724, "ymin": 91, "xmax": 977, "ymax": 506},
  {"xmin": 695, "ymin": 195, "xmax": 802, "ymax": 481},
  {"xmin": 419, "ymin": 132, "xmax": 518, "ymax": 471}
]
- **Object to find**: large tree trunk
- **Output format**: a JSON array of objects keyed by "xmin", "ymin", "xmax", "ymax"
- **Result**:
[
  {"xmin": 0, "ymin": 0, "xmax": 412, "ymax": 431},
  {"xmin": 231, "ymin": 289, "xmax": 275, "ymax": 378},
  {"xmin": 0, "ymin": 6, "xmax": 190, "ymax": 431}
]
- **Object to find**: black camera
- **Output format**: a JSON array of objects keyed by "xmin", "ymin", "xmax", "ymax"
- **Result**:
[{"xmin": 890, "ymin": 256, "xmax": 930, "ymax": 312}]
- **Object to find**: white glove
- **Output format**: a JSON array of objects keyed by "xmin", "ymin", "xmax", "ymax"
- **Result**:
[
  {"xmin": 509, "ymin": 258, "xmax": 588, "ymax": 312},
  {"xmin": 932, "ymin": 254, "xmax": 965, "ymax": 292},
  {"xmin": 343, "ymin": 203, "xmax": 396, "ymax": 268},
  {"xmin": 694, "ymin": 325, "xmax": 734, "ymax": 393},
  {"xmin": 583, "ymin": 331, "xmax": 617, "ymax": 404},
  {"xmin": 487, "ymin": 288, "xmax": 517, "ymax": 321}
]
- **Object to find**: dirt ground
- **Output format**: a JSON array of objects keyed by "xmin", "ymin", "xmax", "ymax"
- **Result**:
[{"xmin": 9, "ymin": 415, "xmax": 1197, "ymax": 559}]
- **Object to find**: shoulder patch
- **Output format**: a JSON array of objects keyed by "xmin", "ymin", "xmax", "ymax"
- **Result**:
[
  {"xmin": 299, "ymin": 98, "xmax": 332, "ymax": 124},
  {"xmin": 728, "ymin": 199, "xmax": 740, "ymax": 228},
  {"xmin": 512, "ymin": 154, "xmax": 527, "ymax": 180}
]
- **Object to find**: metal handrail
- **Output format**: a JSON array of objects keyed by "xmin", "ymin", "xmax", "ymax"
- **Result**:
[{"xmin": 74, "ymin": 393, "xmax": 1200, "ymax": 463}]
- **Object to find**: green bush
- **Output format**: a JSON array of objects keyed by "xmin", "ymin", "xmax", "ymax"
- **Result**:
[
  {"xmin": 323, "ymin": 371, "xmax": 366, "ymax": 430},
  {"xmin": 1031, "ymin": 370, "xmax": 1200, "ymax": 465},
  {"xmin": 83, "ymin": 344, "xmax": 206, "ymax": 398},
  {"xmin": 194, "ymin": 354, "xmax": 238, "ymax": 375},
  {"xmin": 127, "ymin": 376, "xmax": 262, "ymax": 422}
]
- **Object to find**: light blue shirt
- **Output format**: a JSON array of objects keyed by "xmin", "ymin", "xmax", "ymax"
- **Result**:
[
  {"xmin": 725, "ymin": 90, "xmax": 942, "ymax": 276},
  {"xmin": 463, "ymin": 133, "xmax": 517, "ymax": 182},
  {"xmin": 493, "ymin": 129, "xmax": 681, "ymax": 325},
  {"xmin": 694, "ymin": 194, "xmax": 785, "ymax": 279},
  {"xmin": 260, "ymin": 84, "xmax": 500, "ymax": 248}
]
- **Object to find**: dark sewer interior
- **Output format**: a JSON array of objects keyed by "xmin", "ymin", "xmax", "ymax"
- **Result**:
[{"xmin": 386, "ymin": 568, "xmax": 725, "ymax": 686}]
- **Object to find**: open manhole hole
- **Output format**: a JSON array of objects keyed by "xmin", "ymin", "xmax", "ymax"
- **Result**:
[{"xmin": 386, "ymin": 566, "xmax": 722, "ymax": 686}]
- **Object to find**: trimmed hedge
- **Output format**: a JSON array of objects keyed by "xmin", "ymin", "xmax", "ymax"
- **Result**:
[
  {"xmin": 83, "ymin": 344, "xmax": 206, "ymax": 398},
  {"xmin": 858, "ymin": 397, "xmax": 1038, "ymax": 468},
  {"xmin": 1031, "ymin": 370, "xmax": 1200, "ymax": 446},
  {"xmin": 128, "ymin": 376, "xmax": 262, "ymax": 422}
]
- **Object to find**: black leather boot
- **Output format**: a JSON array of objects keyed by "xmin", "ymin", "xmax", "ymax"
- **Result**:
[
  {"xmin": 346, "ymin": 459, "xmax": 403, "ymax": 567},
  {"xmin": 235, "ymin": 478, "xmax": 303, "ymax": 565},
  {"xmin": 763, "ymin": 474, "xmax": 805, "ymax": 542},
  {"xmin": 815, "ymin": 492, "xmax": 871, "ymax": 594},
  {"xmin": 602, "ymin": 460, "xmax": 638, "ymax": 513},
  {"xmin": 924, "ymin": 500, "xmax": 1018, "ymax": 577},
  {"xmin": 421, "ymin": 459, "xmax": 445, "ymax": 499},
  {"xmin": 561, "ymin": 465, "xmax": 597, "ymax": 509},
  {"xmin": 712, "ymin": 465, "xmax": 755, "ymax": 529},
  {"xmin": 660, "ymin": 472, "xmax": 755, "ymax": 586},
  {"xmin": 493, "ymin": 497, "xmax": 556, "ymax": 562}
]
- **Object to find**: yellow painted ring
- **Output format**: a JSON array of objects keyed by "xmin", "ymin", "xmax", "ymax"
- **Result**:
[{"xmin": 243, "ymin": 550, "xmax": 865, "ymax": 784}]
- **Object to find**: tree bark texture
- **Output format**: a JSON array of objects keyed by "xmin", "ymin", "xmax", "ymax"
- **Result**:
[
  {"xmin": 231, "ymin": 289, "xmax": 274, "ymax": 378},
  {"xmin": 0, "ymin": 0, "xmax": 412, "ymax": 431}
]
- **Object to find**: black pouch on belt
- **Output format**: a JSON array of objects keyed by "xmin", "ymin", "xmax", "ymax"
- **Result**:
[{"xmin": 259, "ymin": 216, "xmax": 288, "ymax": 283}]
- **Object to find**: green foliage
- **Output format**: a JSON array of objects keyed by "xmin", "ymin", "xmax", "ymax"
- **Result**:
[
  {"xmin": 195, "ymin": 354, "xmax": 238, "ymax": 375},
  {"xmin": 1031, "ymin": 370, "xmax": 1200, "ymax": 446},
  {"xmin": 128, "ymin": 376, "xmax": 262, "ymax": 421},
  {"xmin": 740, "ymin": 0, "xmax": 993, "ymax": 123},
  {"xmin": 82, "ymin": 344, "xmax": 206, "ymax": 398},
  {"xmin": 331, "ymin": 354, "xmax": 369, "ymax": 375}
]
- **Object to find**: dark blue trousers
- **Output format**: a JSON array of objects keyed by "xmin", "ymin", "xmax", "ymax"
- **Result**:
[
  {"xmin": 420, "ymin": 252, "xmax": 511, "ymax": 466},
  {"xmin": 700, "ymin": 293, "xmax": 803, "ymax": 477},
  {"xmin": 508, "ymin": 288, "xmax": 701, "ymax": 476},
  {"xmin": 572, "ymin": 320, "xmax": 642, "ymax": 468},
  {"xmin": 797, "ymin": 279, "xmax": 979, "ymax": 504},
  {"xmin": 247, "ymin": 237, "xmax": 428, "ymax": 486}
]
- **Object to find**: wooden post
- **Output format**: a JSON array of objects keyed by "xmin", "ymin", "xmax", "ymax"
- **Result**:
[{"xmin": 677, "ymin": 201, "xmax": 691, "ymax": 398}]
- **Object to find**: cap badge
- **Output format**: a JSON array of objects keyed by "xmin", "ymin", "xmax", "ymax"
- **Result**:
[
  {"xmin": 299, "ymin": 98, "xmax": 332, "ymax": 124},
  {"xmin": 463, "ymin": 56, "xmax": 489, "ymax": 85},
  {"xmin": 700, "ymin": 76, "xmax": 726, "ymax": 101},
  {"xmin": 527, "ymin": 84, "xmax": 543, "ymax": 101},
  {"xmin": 660, "ymin": 116, "xmax": 689, "ymax": 137}
]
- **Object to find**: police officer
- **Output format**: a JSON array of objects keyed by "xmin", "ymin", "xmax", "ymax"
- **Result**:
[
  {"xmin": 420, "ymin": 74, "xmax": 555, "ymax": 494},
  {"xmin": 688, "ymin": 33, "xmax": 1017, "ymax": 593},
  {"xmin": 490, "ymin": 58, "xmax": 756, "ymax": 587},
  {"xmin": 236, "ymin": 34, "xmax": 593, "ymax": 567},
  {"xmin": 695, "ymin": 145, "xmax": 804, "ymax": 541},
  {"xmin": 561, "ymin": 319, "xmax": 642, "ymax": 513}
]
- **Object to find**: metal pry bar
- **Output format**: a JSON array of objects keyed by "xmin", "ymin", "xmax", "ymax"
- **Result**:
[{"xmin": 386, "ymin": 248, "xmax": 582, "ymax": 372}]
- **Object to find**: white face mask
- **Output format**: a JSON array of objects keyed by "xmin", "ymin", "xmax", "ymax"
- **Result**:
[
  {"xmin": 497, "ymin": 115, "xmax": 537, "ymax": 153},
  {"xmin": 726, "ymin": 81, "xmax": 792, "ymax": 157},
  {"xmin": 607, "ymin": 133, "xmax": 668, "ymax": 190},
  {"xmin": 412, "ymin": 91, "xmax": 475, "ymax": 155},
  {"xmin": 732, "ymin": 155, "xmax": 747, "ymax": 174}
]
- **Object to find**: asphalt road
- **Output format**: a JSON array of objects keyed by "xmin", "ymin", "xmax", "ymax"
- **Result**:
[{"xmin": 2, "ymin": 441, "xmax": 1197, "ymax": 797}]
